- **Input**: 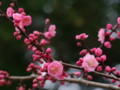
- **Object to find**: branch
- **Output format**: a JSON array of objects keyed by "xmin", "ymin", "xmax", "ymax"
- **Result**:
[
  {"xmin": 62, "ymin": 62, "xmax": 119, "ymax": 80},
  {"xmin": 64, "ymin": 78, "xmax": 120, "ymax": 90},
  {"xmin": 8, "ymin": 75, "xmax": 120, "ymax": 90}
]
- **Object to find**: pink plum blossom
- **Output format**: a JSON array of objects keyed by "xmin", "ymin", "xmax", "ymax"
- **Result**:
[
  {"xmin": 44, "ymin": 25, "xmax": 56, "ymax": 39},
  {"xmin": 22, "ymin": 15, "xmax": 32, "ymax": 26},
  {"xmin": 47, "ymin": 61, "xmax": 63, "ymax": 80},
  {"xmin": 98, "ymin": 28, "xmax": 105, "ymax": 43},
  {"xmin": 13, "ymin": 13, "xmax": 23, "ymax": 21},
  {"xmin": 82, "ymin": 54, "xmax": 99, "ymax": 72},
  {"xmin": 6, "ymin": 7, "xmax": 14, "ymax": 17}
]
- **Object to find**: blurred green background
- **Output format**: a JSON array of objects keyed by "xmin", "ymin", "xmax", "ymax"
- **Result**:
[{"xmin": 0, "ymin": 0, "xmax": 120, "ymax": 90}]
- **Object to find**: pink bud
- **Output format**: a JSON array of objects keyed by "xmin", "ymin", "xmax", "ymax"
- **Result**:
[
  {"xmin": 109, "ymin": 37, "xmax": 115, "ymax": 41},
  {"xmin": 37, "ymin": 76, "xmax": 44, "ymax": 81},
  {"xmin": 33, "ymin": 31, "xmax": 41, "ymax": 36},
  {"xmin": 45, "ymin": 18, "xmax": 50, "ymax": 24},
  {"xmin": 112, "ymin": 67, "xmax": 116, "ymax": 71},
  {"xmin": 74, "ymin": 72, "xmax": 81, "ymax": 76},
  {"xmin": 35, "ymin": 50, "xmax": 41, "ymax": 54},
  {"xmin": 44, "ymin": 63, "xmax": 49, "ymax": 68},
  {"xmin": 79, "ymin": 58, "xmax": 83, "ymax": 63},
  {"xmin": 18, "ymin": 86, "xmax": 25, "ymax": 90},
  {"xmin": 90, "ymin": 48, "xmax": 96, "ymax": 53},
  {"xmin": 106, "ymin": 24, "xmax": 113, "ymax": 29},
  {"xmin": 105, "ymin": 32, "xmax": 111, "ymax": 36},
  {"xmin": 87, "ymin": 75, "xmax": 93, "ymax": 80},
  {"xmin": 118, "ymin": 83, "xmax": 120, "ymax": 87},
  {"xmin": 46, "ymin": 48, "xmax": 52, "ymax": 53},
  {"xmin": 40, "ymin": 81, "xmax": 45, "ymax": 87},
  {"xmin": 111, "ymin": 79, "xmax": 116, "ymax": 83},
  {"xmin": 79, "ymin": 49, "xmax": 87, "ymax": 56},
  {"xmin": 32, "ymin": 84, "xmax": 38, "ymax": 88},
  {"xmin": 104, "ymin": 41, "xmax": 111, "ymax": 48},
  {"xmin": 0, "ymin": 2, "xmax": 2, "ymax": 6},
  {"xmin": 94, "ymin": 48, "xmax": 102, "ymax": 56},
  {"xmin": 18, "ymin": 8, "xmax": 24, "ymax": 13},
  {"xmin": 13, "ymin": 32, "xmax": 20, "ymax": 36},
  {"xmin": 105, "ymin": 66, "xmax": 111, "ymax": 72},
  {"xmin": 97, "ymin": 66, "xmax": 102, "ymax": 72},
  {"xmin": 117, "ymin": 17, "xmax": 120, "ymax": 24},
  {"xmin": 10, "ymin": 3, "xmax": 15, "ymax": 7},
  {"xmin": 16, "ymin": 35, "xmax": 22, "ymax": 40},
  {"xmin": 76, "ymin": 42, "xmax": 82, "ymax": 46},
  {"xmin": 76, "ymin": 61, "xmax": 82, "ymax": 66},
  {"xmin": 0, "ymin": 79, "xmax": 5, "ymax": 86},
  {"xmin": 26, "ymin": 68, "xmax": 32, "ymax": 72},
  {"xmin": 96, "ymin": 57, "xmax": 101, "ymax": 62},
  {"xmin": 6, "ymin": 81, "xmax": 12, "ymax": 85},
  {"xmin": 101, "ymin": 55, "xmax": 106, "ymax": 62},
  {"xmin": 0, "ymin": 75, "xmax": 4, "ymax": 79},
  {"xmin": 60, "ymin": 81, "xmax": 65, "ymax": 85},
  {"xmin": 116, "ymin": 71, "xmax": 120, "ymax": 75}
]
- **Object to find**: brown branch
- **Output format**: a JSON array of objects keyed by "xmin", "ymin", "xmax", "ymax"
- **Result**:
[
  {"xmin": 64, "ymin": 78, "xmax": 120, "ymax": 90},
  {"xmin": 8, "ymin": 75, "xmax": 120, "ymax": 90},
  {"xmin": 99, "ymin": 24, "xmax": 118, "ymax": 48},
  {"xmin": 62, "ymin": 62, "xmax": 119, "ymax": 80}
]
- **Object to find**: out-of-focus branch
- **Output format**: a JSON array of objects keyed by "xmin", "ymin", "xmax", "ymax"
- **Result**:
[
  {"xmin": 8, "ymin": 75, "xmax": 120, "ymax": 90},
  {"xmin": 64, "ymin": 78, "xmax": 120, "ymax": 90}
]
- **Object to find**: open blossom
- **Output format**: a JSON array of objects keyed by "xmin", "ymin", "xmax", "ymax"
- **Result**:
[
  {"xmin": 82, "ymin": 54, "xmax": 99, "ymax": 72},
  {"xmin": 13, "ymin": 13, "xmax": 23, "ymax": 21},
  {"xmin": 47, "ymin": 61, "xmax": 63, "ymax": 80},
  {"xmin": 22, "ymin": 15, "xmax": 32, "ymax": 26},
  {"xmin": 6, "ymin": 7, "xmax": 14, "ymax": 17},
  {"xmin": 44, "ymin": 25, "xmax": 56, "ymax": 39},
  {"xmin": 98, "ymin": 28, "xmax": 105, "ymax": 43}
]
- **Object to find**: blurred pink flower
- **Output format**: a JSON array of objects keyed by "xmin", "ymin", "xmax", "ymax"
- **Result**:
[
  {"xmin": 44, "ymin": 25, "xmax": 56, "ymax": 39},
  {"xmin": 13, "ymin": 13, "xmax": 23, "ymax": 21},
  {"xmin": 47, "ymin": 61, "xmax": 63, "ymax": 80},
  {"xmin": 98, "ymin": 28, "xmax": 105, "ymax": 43},
  {"xmin": 6, "ymin": 7, "xmax": 14, "ymax": 17},
  {"xmin": 22, "ymin": 15, "xmax": 32, "ymax": 26}
]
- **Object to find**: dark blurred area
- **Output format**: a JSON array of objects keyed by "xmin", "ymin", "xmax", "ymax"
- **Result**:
[{"xmin": 0, "ymin": 0, "xmax": 120, "ymax": 90}]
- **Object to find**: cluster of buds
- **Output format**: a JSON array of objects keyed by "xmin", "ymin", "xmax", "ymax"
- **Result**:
[
  {"xmin": 26, "ymin": 63, "xmax": 43, "ymax": 75},
  {"xmin": 75, "ymin": 17, "xmax": 120, "ymax": 87},
  {"xmin": 0, "ymin": 70, "xmax": 11, "ymax": 86},
  {"xmin": 24, "ymin": 31, "xmax": 41, "ymax": 46}
]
